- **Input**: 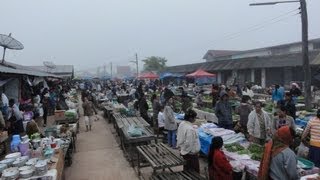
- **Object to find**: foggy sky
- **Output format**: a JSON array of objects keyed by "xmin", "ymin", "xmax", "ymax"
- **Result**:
[{"xmin": 1, "ymin": 0, "xmax": 319, "ymax": 72}]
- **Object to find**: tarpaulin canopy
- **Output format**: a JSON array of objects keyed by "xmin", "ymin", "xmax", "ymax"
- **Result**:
[
  {"xmin": 186, "ymin": 69, "xmax": 216, "ymax": 78},
  {"xmin": 138, "ymin": 72, "xmax": 159, "ymax": 79},
  {"xmin": 159, "ymin": 72, "xmax": 184, "ymax": 79}
]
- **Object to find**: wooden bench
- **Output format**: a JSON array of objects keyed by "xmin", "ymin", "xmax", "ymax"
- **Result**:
[
  {"xmin": 136, "ymin": 143, "xmax": 185, "ymax": 175},
  {"xmin": 150, "ymin": 171, "xmax": 206, "ymax": 180}
]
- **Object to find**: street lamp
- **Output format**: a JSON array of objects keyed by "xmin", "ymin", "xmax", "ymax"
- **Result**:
[{"xmin": 250, "ymin": 0, "xmax": 312, "ymax": 109}]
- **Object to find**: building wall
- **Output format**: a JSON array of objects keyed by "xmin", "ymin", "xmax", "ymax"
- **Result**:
[{"xmin": 1, "ymin": 78, "xmax": 20, "ymax": 102}]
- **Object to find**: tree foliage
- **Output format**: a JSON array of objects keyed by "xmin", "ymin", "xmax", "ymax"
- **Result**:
[{"xmin": 142, "ymin": 56, "xmax": 167, "ymax": 72}]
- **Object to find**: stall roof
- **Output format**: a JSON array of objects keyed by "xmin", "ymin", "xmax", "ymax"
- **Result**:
[
  {"xmin": 0, "ymin": 61, "xmax": 59, "ymax": 77},
  {"xmin": 166, "ymin": 51, "xmax": 320, "ymax": 73}
]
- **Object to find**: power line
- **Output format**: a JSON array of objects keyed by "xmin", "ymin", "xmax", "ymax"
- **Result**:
[
  {"xmin": 215, "ymin": 12, "xmax": 300, "ymax": 43},
  {"xmin": 208, "ymin": 8, "xmax": 299, "ymax": 46}
]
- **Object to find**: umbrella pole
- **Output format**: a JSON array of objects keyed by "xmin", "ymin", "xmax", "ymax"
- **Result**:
[{"xmin": 1, "ymin": 47, "xmax": 6, "ymax": 64}]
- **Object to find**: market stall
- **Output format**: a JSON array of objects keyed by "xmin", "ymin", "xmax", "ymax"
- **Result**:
[{"xmin": 0, "ymin": 133, "xmax": 71, "ymax": 180}]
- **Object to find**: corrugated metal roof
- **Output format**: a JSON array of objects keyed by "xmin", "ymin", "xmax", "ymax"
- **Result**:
[
  {"xmin": 27, "ymin": 65, "xmax": 74, "ymax": 74},
  {"xmin": 166, "ymin": 51, "xmax": 320, "ymax": 73},
  {"xmin": 0, "ymin": 62, "xmax": 58, "ymax": 77}
]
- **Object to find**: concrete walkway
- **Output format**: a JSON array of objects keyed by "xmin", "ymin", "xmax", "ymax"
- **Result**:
[{"xmin": 64, "ymin": 112, "xmax": 138, "ymax": 180}]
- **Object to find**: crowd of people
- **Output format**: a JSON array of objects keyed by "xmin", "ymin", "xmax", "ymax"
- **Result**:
[
  {"xmin": 75, "ymin": 78, "xmax": 320, "ymax": 179},
  {"xmin": 0, "ymin": 80, "xmax": 73, "ymax": 136}
]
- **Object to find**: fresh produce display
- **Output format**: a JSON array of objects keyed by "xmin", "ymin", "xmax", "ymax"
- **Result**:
[
  {"xmin": 202, "ymin": 108, "xmax": 214, "ymax": 113},
  {"xmin": 251, "ymin": 153, "xmax": 263, "ymax": 161},
  {"xmin": 248, "ymin": 143, "xmax": 264, "ymax": 154},
  {"xmin": 224, "ymin": 143, "xmax": 264, "ymax": 161},
  {"xmin": 264, "ymin": 102, "xmax": 274, "ymax": 113},
  {"xmin": 224, "ymin": 143, "xmax": 244, "ymax": 152},
  {"xmin": 238, "ymin": 149, "xmax": 251, "ymax": 155}
]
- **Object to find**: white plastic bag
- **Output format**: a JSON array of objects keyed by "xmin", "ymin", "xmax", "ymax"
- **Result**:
[{"xmin": 297, "ymin": 143, "xmax": 309, "ymax": 158}]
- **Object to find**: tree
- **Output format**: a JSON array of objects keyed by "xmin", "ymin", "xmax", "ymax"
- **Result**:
[{"xmin": 142, "ymin": 56, "xmax": 167, "ymax": 72}]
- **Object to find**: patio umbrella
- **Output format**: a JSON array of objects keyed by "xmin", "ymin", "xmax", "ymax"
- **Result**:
[{"xmin": 186, "ymin": 69, "xmax": 215, "ymax": 78}]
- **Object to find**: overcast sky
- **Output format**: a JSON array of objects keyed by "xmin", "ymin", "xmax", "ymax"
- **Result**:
[{"xmin": 1, "ymin": 0, "xmax": 319, "ymax": 72}]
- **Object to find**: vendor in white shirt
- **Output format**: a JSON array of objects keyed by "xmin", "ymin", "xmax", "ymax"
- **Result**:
[
  {"xmin": 177, "ymin": 109, "xmax": 201, "ymax": 173},
  {"xmin": 157, "ymin": 106, "xmax": 165, "ymax": 131}
]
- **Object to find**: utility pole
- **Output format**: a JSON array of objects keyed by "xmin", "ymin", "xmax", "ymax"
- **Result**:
[
  {"xmin": 135, "ymin": 53, "xmax": 139, "ymax": 78},
  {"xmin": 110, "ymin": 62, "xmax": 113, "ymax": 79},
  {"xmin": 130, "ymin": 53, "xmax": 139, "ymax": 78},
  {"xmin": 250, "ymin": 0, "xmax": 311, "ymax": 109},
  {"xmin": 300, "ymin": 0, "xmax": 311, "ymax": 110}
]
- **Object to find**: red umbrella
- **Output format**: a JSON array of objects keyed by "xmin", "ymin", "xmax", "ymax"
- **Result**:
[
  {"xmin": 138, "ymin": 72, "xmax": 159, "ymax": 79},
  {"xmin": 186, "ymin": 69, "xmax": 216, "ymax": 78}
]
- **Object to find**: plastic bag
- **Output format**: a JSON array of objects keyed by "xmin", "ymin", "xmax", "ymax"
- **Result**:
[
  {"xmin": 297, "ymin": 143, "xmax": 309, "ymax": 158},
  {"xmin": 127, "ymin": 125, "xmax": 143, "ymax": 137}
]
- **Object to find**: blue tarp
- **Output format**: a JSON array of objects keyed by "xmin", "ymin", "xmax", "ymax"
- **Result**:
[
  {"xmin": 198, "ymin": 128, "xmax": 213, "ymax": 155},
  {"xmin": 160, "ymin": 72, "xmax": 184, "ymax": 79},
  {"xmin": 195, "ymin": 77, "xmax": 216, "ymax": 85}
]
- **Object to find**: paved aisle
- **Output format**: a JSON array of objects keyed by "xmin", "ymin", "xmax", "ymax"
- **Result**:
[{"xmin": 64, "ymin": 112, "xmax": 138, "ymax": 180}]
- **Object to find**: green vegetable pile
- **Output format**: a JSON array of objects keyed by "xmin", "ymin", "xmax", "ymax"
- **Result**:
[
  {"xmin": 202, "ymin": 108, "xmax": 214, "ymax": 113},
  {"xmin": 224, "ymin": 143, "xmax": 264, "ymax": 161},
  {"xmin": 224, "ymin": 143, "xmax": 244, "ymax": 152},
  {"xmin": 248, "ymin": 143, "xmax": 264, "ymax": 161},
  {"xmin": 264, "ymin": 102, "xmax": 274, "ymax": 113}
]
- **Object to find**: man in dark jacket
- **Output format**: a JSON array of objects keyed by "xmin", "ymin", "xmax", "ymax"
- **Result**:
[
  {"xmin": 139, "ymin": 94, "xmax": 151, "ymax": 126},
  {"xmin": 215, "ymin": 93, "xmax": 233, "ymax": 129},
  {"xmin": 278, "ymin": 92, "xmax": 296, "ymax": 120}
]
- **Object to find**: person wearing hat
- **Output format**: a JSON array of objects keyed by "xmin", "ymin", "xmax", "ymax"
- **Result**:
[
  {"xmin": 258, "ymin": 126, "xmax": 298, "ymax": 180},
  {"xmin": 215, "ymin": 92, "xmax": 233, "ymax": 129},
  {"xmin": 301, "ymin": 109, "xmax": 320, "ymax": 167},
  {"xmin": 290, "ymin": 83, "xmax": 302, "ymax": 104}
]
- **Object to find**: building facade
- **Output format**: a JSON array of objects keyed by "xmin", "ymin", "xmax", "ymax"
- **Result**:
[{"xmin": 166, "ymin": 38, "xmax": 320, "ymax": 88}]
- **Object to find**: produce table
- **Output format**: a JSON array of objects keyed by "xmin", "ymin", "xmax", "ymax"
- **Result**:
[
  {"xmin": 136, "ymin": 143, "xmax": 185, "ymax": 175},
  {"xmin": 113, "ymin": 114, "xmax": 150, "ymax": 129},
  {"xmin": 150, "ymin": 171, "xmax": 205, "ymax": 180},
  {"xmin": 193, "ymin": 108, "xmax": 218, "ymax": 123},
  {"xmin": 120, "ymin": 125, "xmax": 155, "ymax": 167}
]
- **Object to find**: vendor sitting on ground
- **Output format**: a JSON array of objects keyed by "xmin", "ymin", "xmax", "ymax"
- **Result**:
[
  {"xmin": 25, "ymin": 120, "xmax": 43, "ymax": 138},
  {"xmin": 177, "ymin": 109, "xmax": 200, "ymax": 173}
]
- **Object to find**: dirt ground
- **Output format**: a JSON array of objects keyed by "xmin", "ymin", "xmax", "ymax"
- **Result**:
[{"xmin": 40, "ymin": 103, "xmax": 208, "ymax": 180}]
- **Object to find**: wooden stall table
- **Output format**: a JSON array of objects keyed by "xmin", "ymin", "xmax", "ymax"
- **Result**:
[
  {"xmin": 150, "ymin": 171, "xmax": 206, "ymax": 180},
  {"xmin": 120, "ymin": 125, "xmax": 155, "ymax": 167},
  {"xmin": 49, "ymin": 149, "xmax": 65, "ymax": 180},
  {"xmin": 104, "ymin": 106, "xmax": 114, "ymax": 123},
  {"xmin": 136, "ymin": 143, "xmax": 185, "ymax": 176},
  {"xmin": 0, "ymin": 131, "xmax": 8, "ymax": 156},
  {"xmin": 113, "ymin": 114, "xmax": 150, "ymax": 135}
]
